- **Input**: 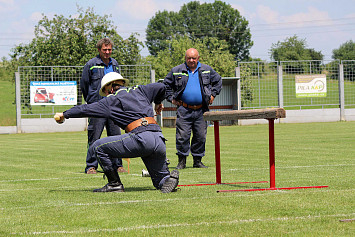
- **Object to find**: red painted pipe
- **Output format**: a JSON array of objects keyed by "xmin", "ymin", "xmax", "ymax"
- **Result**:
[
  {"xmin": 214, "ymin": 121, "xmax": 222, "ymax": 184},
  {"xmin": 268, "ymin": 119, "xmax": 276, "ymax": 189}
]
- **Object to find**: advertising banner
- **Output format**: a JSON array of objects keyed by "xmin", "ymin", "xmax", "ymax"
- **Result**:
[
  {"xmin": 30, "ymin": 81, "xmax": 77, "ymax": 105},
  {"xmin": 295, "ymin": 74, "xmax": 327, "ymax": 98}
]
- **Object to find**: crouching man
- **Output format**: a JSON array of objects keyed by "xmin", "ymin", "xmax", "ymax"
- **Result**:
[{"xmin": 54, "ymin": 72, "xmax": 179, "ymax": 193}]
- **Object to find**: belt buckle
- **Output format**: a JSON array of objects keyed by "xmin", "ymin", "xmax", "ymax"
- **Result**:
[
  {"xmin": 193, "ymin": 105, "xmax": 197, "ymax": 109},
  {"xmin": 141, "ymin": 118, "xmax": 148, "ymax": 126}
]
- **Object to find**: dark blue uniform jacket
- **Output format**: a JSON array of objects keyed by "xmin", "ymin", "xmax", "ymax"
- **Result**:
[
  {"xmin": 163, "ymin": 62, "xmax": 222, "ymax": 112},
  {"xmin": 64, "ymin": 83, "xmax": 166, "ymax": 133},
  {"xmin": 80, "ymin": 55, "xmax": 120, "ymax": 104}
]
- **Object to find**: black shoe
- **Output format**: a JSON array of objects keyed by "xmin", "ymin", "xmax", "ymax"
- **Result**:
[
  {"xmin": 93, "ymin": 182, "xmax": 124, "ymax": 192},
  {"xmin": 161, "ymin": 170, "xmax": 179, "ymax": 193},
  {"xmin": 176, "ymin": 156, "xmax": 186, "ymax": 169},
  {"xmin": 193, "ymin": 157, "xmax": 208, "ymax": 168}
]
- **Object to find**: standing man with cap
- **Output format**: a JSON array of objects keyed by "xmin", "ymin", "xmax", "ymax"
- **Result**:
[
  {"xmin": 54, "ymin": 73, "xmax": 179, "ymax": 193},
  {"xmin": 80, "ymin": 38, "xmax": 127, "ymax": 174},
  {"xmin": 163, "ymin": 48, "xmax": 222, "ymax": 169}
]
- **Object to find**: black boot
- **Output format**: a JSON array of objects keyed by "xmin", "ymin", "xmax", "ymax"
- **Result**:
[
  {"xmin": 93, "ymin": 169, "xmax": 124, "ymax": 192},
  {"xmin": 161, "ymin": 170, "xmax": 179, "ymax": 193},
  {"xmin": 176, "ymin": 155, "xmax": 186, "ymax": 169},
  {"xmin": 193, "ymin": 157, "xmax": 208, "ymax": 168}
]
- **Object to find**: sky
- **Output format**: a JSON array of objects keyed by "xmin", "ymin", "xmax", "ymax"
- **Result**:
[{"xmin": 0, "ymin": 0, "xmax": 354, "ymax": 61}]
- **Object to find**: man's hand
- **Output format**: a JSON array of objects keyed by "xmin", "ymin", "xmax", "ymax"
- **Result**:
[
  {"xmin": 154, "ymin": 104, "xmax": 164, "ymax": 115},
  {"xmin": 209, "ymin": 95, "xmax": 215, "ymax": 105},
  {"xmin": 54, "ymin": 112, "xmax": 65, "ymax": 124}
]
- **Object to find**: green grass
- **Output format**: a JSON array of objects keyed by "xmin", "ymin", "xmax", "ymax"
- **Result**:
[
  {"xmin": 0, "ymin": 80, "xmax": 16, "ymax": 126},
  {"xmin": 0, "ymin": 122, "xmax": 354, "ymax": 236}
]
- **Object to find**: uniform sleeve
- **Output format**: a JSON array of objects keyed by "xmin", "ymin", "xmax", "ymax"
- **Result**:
[
  {"xmin": 162, "ymin": 70, "xmax": 174, "ymax": 103},
  {"xmin": 80, "ymin": 63, "xmax": 90, "ymax": 102},
  {"xmin": 140, "ymin": 83, "xmax": 166, "ymax": 104},
  {"xmin": 63, "ymin": 99, "xmax": 111, "ymax": 119},
  {"xmin": 210, "ymin": 68, "xmax": 222, "ymax": 97}
]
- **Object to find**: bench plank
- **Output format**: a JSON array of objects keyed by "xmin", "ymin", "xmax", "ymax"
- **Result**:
[{"xmin": 203, "ymin": 108, "xmax": 286, "ymax": 121}]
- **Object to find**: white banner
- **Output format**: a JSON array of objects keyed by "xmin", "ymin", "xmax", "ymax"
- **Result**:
[
  {"xmin": 295, "ymin": 74, "xmax": 327, "ymax": 98},
  {"xmin": 30, "ymin": 81, "xmax": 77, "ymax": 105}
]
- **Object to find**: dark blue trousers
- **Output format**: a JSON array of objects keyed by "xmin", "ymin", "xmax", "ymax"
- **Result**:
[
  {"xmin": 88, "ymin": 131, "xmax": 170, "ymax": 189},
  {"xmin": 176, "ymin": 106, "xmax": 207, "ymax": 158},
  {"xmin": 85, "ymin": 117, "xmax": 122, "ymax": 173}
]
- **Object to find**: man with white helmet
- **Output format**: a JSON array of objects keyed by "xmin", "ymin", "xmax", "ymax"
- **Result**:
[
  {"xmin": 54, "ymin": 73, "xmax": 179, "ymax": 193},
  {"xmin": 99, "ymin": 72, "xmax": 129, "ymax": 97}
]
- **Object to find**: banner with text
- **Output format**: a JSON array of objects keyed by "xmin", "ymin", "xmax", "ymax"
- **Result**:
[
  {"xmin": 30, "ymin": 81, "xmax": 77, "ymax": 105},
  {"xmin": 295, "ymin": 74, "xmax": 327, "ymax": 98}
]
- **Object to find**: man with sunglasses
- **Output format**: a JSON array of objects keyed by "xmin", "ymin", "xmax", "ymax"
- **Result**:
[
  {"xmin": 80, "ymin": 38, "xmax": 127, "ymax": 174},
  {"xmin": 54, "ymin": 72, "xmax": 179, "ymax": 193}
]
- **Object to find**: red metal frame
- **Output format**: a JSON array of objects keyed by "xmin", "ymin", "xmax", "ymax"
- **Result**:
[
  {"xmin": 177, "ymin": 118, "xmax": 328, "ymax": 191},
  {"xmin": 217, "ymin": 185, "xmax": 329, "ymax": 192},
  {"xmin": 216, "ymin": 119, "xmax": 328, "ymax": 192},
  {"xmin": 214, "ymin": 120, "xmax": 222, "ymax": 184}
]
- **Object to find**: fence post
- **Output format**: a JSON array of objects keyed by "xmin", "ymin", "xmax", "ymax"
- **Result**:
[
  {"xmin": 151, "ymin": 69, "xmax": 163, "ymax": 127},
  {"xmin": 235, "ymin": 67, "xmax": 241, "ymax": 110},
  {"xmin": 277, "ymin": 65, "xmax": 284, "ymax": 108},
  {"xmin": 338, "ymin": 63, "xmax": 345, "ymax": 121},
  {"xmin": 150, "ymin": 69, "xmax": 155, "ymax": 83},
  {"xmin": 15, "ymin": 72, "xmax": 22, "ymax": 133}
]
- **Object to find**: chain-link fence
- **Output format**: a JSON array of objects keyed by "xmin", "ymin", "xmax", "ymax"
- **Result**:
[
  {"xmin": 18, "ymin": 65, "xmax": 152, "ymax": 119},
  {"xmin": 343, "ymin": 60, "xmax": 355, "ymax": 108},
  {"xmin": 238, "ymin": 60, "xmax": 355, "ymax": 110}
]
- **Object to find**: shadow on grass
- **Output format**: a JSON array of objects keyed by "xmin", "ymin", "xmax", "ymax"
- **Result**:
[{"xmin": 49, "ymin": 186, "xmax": 157, "ymax": 193}]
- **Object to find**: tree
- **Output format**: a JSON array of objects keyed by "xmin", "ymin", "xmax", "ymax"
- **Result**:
[
  {"xmin": 144, "ymin": 35, "xmax": 236, "ymax": 79},
  {"xmin": 9, "ymin": 6, "xmax": 143, "ymax": 67},
  {"xmin": 332, "ymin": 40, "xmax": 355, "ymax": 81},
  {"xmin": 270, "ymin": 35, "xmax": 323, "ymax": 61},
  {"xmin": 146, "ymin": 0, "xmax": 253, "ymax": 60},
  {"xmin": 143, "ymin": 35, "xmax": 254, "ymax": 105},
  {"xmin": 332, "ymin": 40, "xmax": 355, "ymax": 60},
  {"xmin": 270, "ymin": 35, "xmax": 324, "ymax": 74}
]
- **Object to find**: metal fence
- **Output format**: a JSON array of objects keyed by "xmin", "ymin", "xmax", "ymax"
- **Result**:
[
  {"xmin": 16, "ymin": 61, "xmax": 355, "ymax": 121},
  {"xmin": 238, "ymin": 60, "xmax": 355, "ymax": 110},
  {"xmin": 17, "ymin": 65, "xmax": 152, "ymax": 119}
]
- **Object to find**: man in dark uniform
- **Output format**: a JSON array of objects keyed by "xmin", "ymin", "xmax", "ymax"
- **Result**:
[
  {"xmin": 80, "ymin": 38, "xmax": 127, "ymax": 174},
  {"xmin": 54, "ymin": 73, "xmax": 179, "ymax": 193},
  {"xmin": 164, "ymin": 48, "xmax": 222, "ymax": 169}
]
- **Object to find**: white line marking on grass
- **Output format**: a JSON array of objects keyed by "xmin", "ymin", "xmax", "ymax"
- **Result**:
[
  {"xmin": 2, "ymin": 189, "xmax": 354, "ymax": 211},
  {"xmin": 11, "ymin": 213, "xmax": 355, "ymax": 235}
]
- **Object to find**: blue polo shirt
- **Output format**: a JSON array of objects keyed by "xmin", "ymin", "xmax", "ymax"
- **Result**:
[
  {"xmin": 181, "ymin": 62, "xmax": 202, "ymax": 105},
  {"xmin": 104, "ymin": 58, "xmax": 114, "ymax": 75}
]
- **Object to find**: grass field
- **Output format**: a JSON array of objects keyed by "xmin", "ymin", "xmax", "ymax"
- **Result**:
[
  {"xmin": 0, "ymin": 80, "xmax": 16, "ymax": 126},
  {"xmin": 0, "ymin": 122, "xmax": 354, "ymax": 236}
]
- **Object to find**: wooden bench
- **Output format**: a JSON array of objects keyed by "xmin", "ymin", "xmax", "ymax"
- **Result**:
[{"xmin": 201, "ymin": 108, "xmax": 327, "ymax": 192}]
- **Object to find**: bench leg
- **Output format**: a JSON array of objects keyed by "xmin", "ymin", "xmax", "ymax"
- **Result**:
[
  {"xmin": 268, "ymin": 119, "xmax": 276, "ymax": 189},
  {"xmin": 213, "ymin": 121, "xmax": 222, "ymax": 184}
]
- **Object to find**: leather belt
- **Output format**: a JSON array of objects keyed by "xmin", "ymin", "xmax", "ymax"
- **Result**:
[
  {"xmin": 181, "ymin": 102, "xmax": 203, "ymax": 110},
  {"xmin": 125, "ymin": 117, "xmax": 157, "ymax": 133}
]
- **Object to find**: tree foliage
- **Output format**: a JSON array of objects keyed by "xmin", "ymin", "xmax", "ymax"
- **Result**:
[
  {"xmin": 9, "ymin": 6, "xmax": 143, "ymax": 67},
  {"xmin": 144, "ymin": 35, "xmax": 254, "ymax": 105},
  {"xmin": 269, "ymin": 35, "xmax": 324, "ymax": 61},
  {"xmin": 144, "ymin": 35, "xmax": 236, "ymax": 79},
  {"xmin": 332, "ymin": 40, "xmax": 355, "ymax": 81},
  {"xmin": 332, "ymin": 40, "xmax": 355, "ymax": 60},
  {"xmin": 146, "ymin": 0, "xmax": 253, "ymax": 60}
]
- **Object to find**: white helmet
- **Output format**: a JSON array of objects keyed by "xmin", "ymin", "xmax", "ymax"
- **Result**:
[{"xmin": 99, "ymin": 72, "xmax": 129, "ymax": 97}]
